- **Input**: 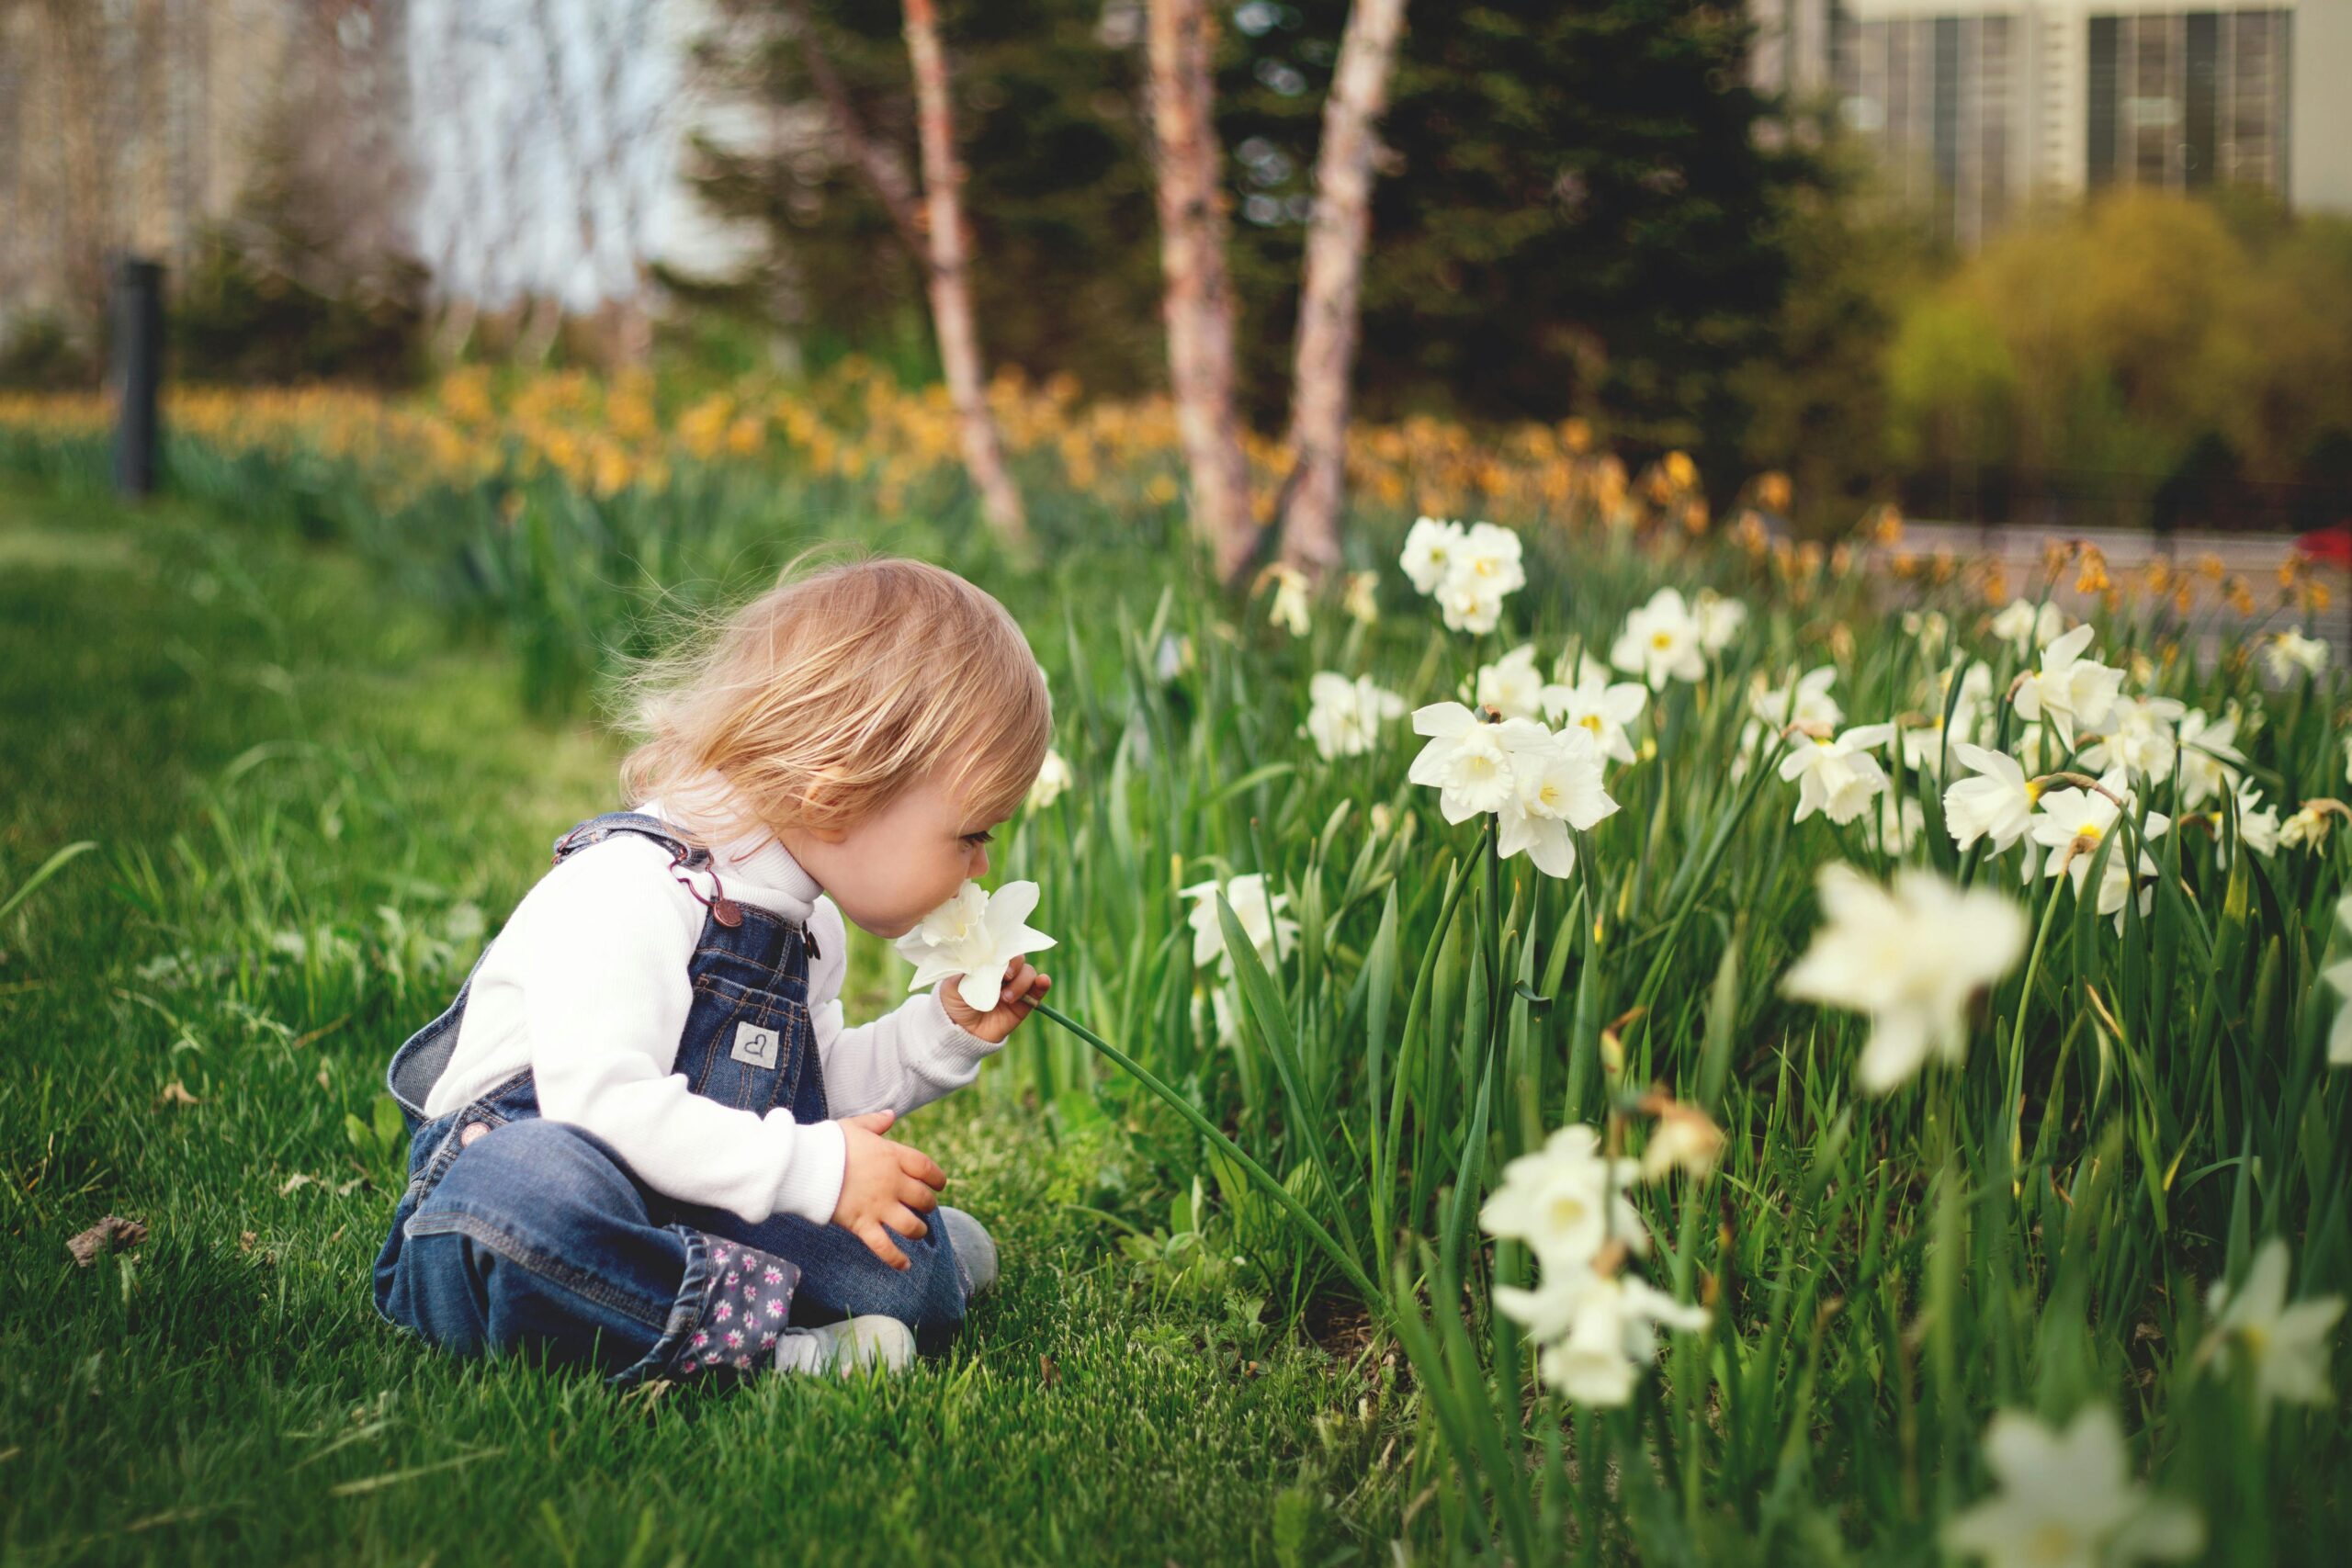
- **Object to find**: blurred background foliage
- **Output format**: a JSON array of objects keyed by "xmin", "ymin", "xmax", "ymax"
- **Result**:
[{"xmin": 3, "ymin": 0, "xmax": 2349, "ymax": 537}]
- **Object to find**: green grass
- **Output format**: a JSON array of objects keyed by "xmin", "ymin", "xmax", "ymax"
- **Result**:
[{"xmin": 0, "ymin": 477, "xmax": 1407, "ymax": 1566}]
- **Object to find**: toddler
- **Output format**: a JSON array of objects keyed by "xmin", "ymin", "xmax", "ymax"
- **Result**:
[{"xmin": 371, "ymin": 556, "xmax": 1053, "ymax": 1384}]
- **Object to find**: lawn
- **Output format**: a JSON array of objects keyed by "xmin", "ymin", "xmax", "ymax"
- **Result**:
[{"xmin": 0, "ymin": 476, "xmax": 1404, "ymax": 1566}]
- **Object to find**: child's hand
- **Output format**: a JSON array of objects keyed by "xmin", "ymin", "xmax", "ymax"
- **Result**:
[
  {"xmin": 831, "ymin": 1109, "xmax": 945, "ymax": 1270},
  {"xmin": 940, "ymin": 959, "xmax": 1052, "ymax": 1044}
]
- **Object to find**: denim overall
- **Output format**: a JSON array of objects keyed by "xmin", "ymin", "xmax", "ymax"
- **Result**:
[{"xmin": 370, "ymin": 811, "xmax": 967, "ymax": 1385}]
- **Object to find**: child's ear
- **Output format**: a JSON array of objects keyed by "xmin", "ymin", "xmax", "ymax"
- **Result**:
[{"xmin": 797, "ymin": 781, "xmax": 854, "ymax": 843}]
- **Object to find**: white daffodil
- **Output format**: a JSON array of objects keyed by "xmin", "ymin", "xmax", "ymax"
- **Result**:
[
  {"xmin": 1990, "ymin": 597, "xmax": 2067, "ymax": 653},
  {"xmin": 1504, "ymin": 1269, "xmax": 1711, "ymax": 1408},
  {"xmin": 1451, "ymin": 521, "xmax": 1526, "ymax": 598},
  {"xmin": 1693, "ymin": 588, "xmax": 1747, "ymax": 653},
  {"xmin": 1904, "ymin": 608, "xmax": 1951, "ymax": 658},
  {"xmin": 1639, "ymin": 1101, "xmax": 1725, "ymax": 1182},
  {"xmin": 2263, "ymin": 627, "xmax": 2330, "ymax": 682},
  {"xmin": 2215, "ymin": 781, "xmax": 2280, "ymax": 868},
  {"xmin": 1472, "ymin": 643, "xmax": 1548, "ymax": 720},
  {"xmin": 1781, "ymin": 863, "xmax": 2030, "ymax": 1094},
  {"xmin": 1778, "ymin": 723, "xmax": 1897, "ymax": 826},
  {"xmin": 2081, "ymin": 694, "xmax": 2187, "ymax": 782},
  {"xmin": 1342, "ymin": 570, "xmax": 1380, "ymax": 625},
  {"xmin": 1942, "ymin": 744, "xmax": 2045, "ymax": 883},
  {"xmin": 1493, "ymin": 720, "xmax": 1619, "ymax": 878},
  {"xmin": 1541, "ymin": 656, "xmax": 1648, "ymax": 766},
  {"xmin": 1611, "ymin": 588, "xmax": 1708, "ymax": 690},
  {"xmin": 1478, "ymin": 1123, "xmax": 1646, "ymax": 1272},
  {"xmin": 1749, "ymin": 665, "xmax": 1844, "ymax": 731},
  {"xmin": 2202, "ymin": 1238, "xmax": 2346, "ymax": 1413},
  {"xmin": 1399, "ymin": 515, "xmax": 1464, "ymax": 595},
  {"xmin": 1304, "ymin": 671, "xmax": 1408, "ymax": 761},
  {"xmin": 2012, "ymin": 624, "xmax": 2124, "ymax": 749},
  {"xmin": 2174, "ymin": 707, "xmax": 2245, "ymax": 808},
  {"xmin": 2029, "ymin": 768, "xmax": 2170, "ymax": 931},
  {"xmin": 1028, "ymin": 749, "xmax": 1073, "ymax": 810},
  {"xmin": 1264, "ymin": 564, "xmax": 1312, "ymax": 637},
  {"xmin": 1943, "ymin": 1407, "xmax": 2204, "ymax": 1568},
  {"xmin": 2343, "ymin": 731, "xmax": 2352, "ymax": 786},
  {"xmin": 1408, "ymin": 702, "xmax": 1518, "ymax": 821},
  {"xmin": 895, "ymin": 880, "xmax": 1057, "ymax": 1015},
  {"xmin": 2280, "ymin": 801, "xmax": 2334, "ymax": 852},
  {"xmin": 1436, "ymin": 575, "xmax": 1509, "ymax": 636},
  {"xmin": 1901, "ymin": 661, "xmax": 1993, "ymax": 777},
  {"xmin": 1181, "ymin": 872, "xmax": 1299, "ymax": 976},
  {"xmin": 2323, "ymin": 894, "xmax": 2352, "ymax": 1067}
]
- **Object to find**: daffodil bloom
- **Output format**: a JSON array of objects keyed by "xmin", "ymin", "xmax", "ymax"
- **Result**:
[
  {"xmin": 1942, "ymin": 1407, "xmax": 2204, "ymax": 1568},
  {"xmin": 2280, "ymin": 801, "xmax": 2333, "ymax": 852},
  {"xmin": 1901, "ymin": 660, "xmax": 1992, "ymax": 777},
  {"xmin": 1638, "ymin": 1100, "xmax": 1725, "ymax": 1181},
  {"xmin": 2201, "ymin": 1238, "xmax": 2346, "ymax": 1412},
  {"xmin": 1943, "ymin": 743, "xmax": 2041, "ymax": 866},
  {"xmin": 1408, "ymin": 702, "xmax": 1519, "ymax": 820},
  {"xmin": 1477, "ymin": 1123, "xmax": 1645, "ymax": 1271},
  {"xmin": 1436, "ymin": 576, "xmax": 1509, "ymax": 636},
  {"xmin": 1264, "ymin": 564, "xmax": 1311, "ymax": 637},
  {"xmin": 1341, "ymin": 570, "xmax": 1380, "ymax": 625},
  {"xmin": 1471, "ymin": 643, "xmax": 1547, "ymax": 720},
  {"xmin": 2012, "ymin": 624, "xmax": 2123, "ymax": 749},
  {"xmin": 894, "ymin": 880, "xmax": 1057, "ymax": 1014},
  {"xmin": 2174, "ymin": 707, "xmax": 2245, "ymax": 807},
  {"xmin": 2322, "ymin": 894, "xmax": 2352, "ymax": 1066},
  {"xmin": 1180, "ymin": 873, "xmax": 1299, "ymax": 975},
  {"xmin": 1303, "ymin": 671, "xmax": 1407, "ymax": 760},
  {"xmin": 2029, "ymin": 768, "xmax": 2169, "ymax": 931},
  {"xmin": 1493, "ymin": 720, "xmax": 1619, "ymax": 877},
  {"xmin": 1399, "ymin": 515, "xmax": 1464, "ymax": 595},
  {"xmin": 2214, "ymin": 781, "xmax": 2279, "ymax": 868},
  {"xmin": 1990, "ymin": 597, "xmax": 2066, "ymax": 652},
  {"xmin": 1749, "ymin": 664, "xmax": 1844, "ymax": 731},
  {"xmin": 1541, "ymin": 655, "xmax": 1647, "ymax": 766},
  {"xmin": 1499, "ymin": 1268, "xmax": 1710, "ymax": 1407},
  {"xmin": 2081, "ymin": 693, "xmax": 2186, "ymax": 781},
  {"xmin": 1781, "ymin": 863, "xmax": 2029, "ymax": 1094},
  {"xmin": 1027, "ymin": 749, "xmax": 1074, "ymax": 810},
  {"xmin": 1450, "ymin": 520, "xmax": 1526, "ymax": 596},
  {"xmin": 1778, "ymin": 723, "xmax": 1897, "ymax": 826},
  {"xmin": 1692, "ymin": 588, "xmax": 1747, "ymax": 652},
  {"xmin": 2263, "ymin": 626, "xmax": 2329, "ymax": 681},
  {"xmin": 1611, "ymin": 588, "xmax": 1707, "ymax": 689}
]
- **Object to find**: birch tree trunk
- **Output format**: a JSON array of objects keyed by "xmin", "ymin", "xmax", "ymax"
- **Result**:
[
  {"xmin": 901, "ymin": 0, "xmax": 1028, "ymax": 547},
  {"xmin": 1146, "ymin": 0, "xmax": 1259, "ymax": 586},
  {"xmin": 1277, "ymin": 0, "xmax": 1408, "ymax": 578}
]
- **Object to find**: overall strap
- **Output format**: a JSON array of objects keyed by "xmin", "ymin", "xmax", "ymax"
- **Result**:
[{"xmin": 551, "ymin": 811, "xmax": 750, "ymax": 931}]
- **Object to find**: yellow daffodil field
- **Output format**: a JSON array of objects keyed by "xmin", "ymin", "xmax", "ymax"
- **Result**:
[{"xmin": 4, "ymin": 371, "xmax": 2346, "ymax": 1564}]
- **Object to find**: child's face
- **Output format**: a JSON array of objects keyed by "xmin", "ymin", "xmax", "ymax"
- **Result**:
[{"xmin": 785, "ymin": 767, "xmax": 999, "ymax": 940}]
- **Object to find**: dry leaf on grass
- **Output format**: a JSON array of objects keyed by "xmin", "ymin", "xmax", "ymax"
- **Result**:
[
  {"xmin": 158, "ymin": 1081, "xmax": 202, "ymax": 1107},
  {"xmin": 280, "ymin": 1173, "xmax": 314, "ymax": 1196},
  {"xmin": 66, "ymin": 1215, "xmax": 148, "ymax": 1267}
]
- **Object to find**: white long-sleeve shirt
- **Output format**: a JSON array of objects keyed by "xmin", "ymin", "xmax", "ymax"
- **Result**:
[{"xmin": 419, "ymin": 787, "xmax": 998, "ymax": 1226}]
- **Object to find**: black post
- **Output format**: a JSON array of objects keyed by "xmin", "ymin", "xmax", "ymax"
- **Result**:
[{"xmin": 110, "ymin": 255, "xmax": 164, "ymax": 497}]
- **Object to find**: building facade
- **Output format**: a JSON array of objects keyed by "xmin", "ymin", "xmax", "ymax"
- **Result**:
[{"xmin": 1751, "ymin": 1, "xmax": 2349, "ymax": 247}]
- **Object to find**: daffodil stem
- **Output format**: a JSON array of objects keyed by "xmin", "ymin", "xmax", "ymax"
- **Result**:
[
  {"xmin": 2003, "ymin": 874, "xmax": 2069, "ymax": 1180},
  {"xmin": 1032, "ymin": 999, "xmax": 1387, "ymax": 1313}
]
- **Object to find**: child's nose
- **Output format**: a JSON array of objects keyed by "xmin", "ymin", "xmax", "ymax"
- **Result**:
[{"xmin": 970, "ymin": 845, "xmax": 991, "ymax": 879}]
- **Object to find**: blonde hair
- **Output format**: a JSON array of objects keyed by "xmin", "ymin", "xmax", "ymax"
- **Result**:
[{"xmin": 616, "ymin": 551, "xmax": 1052, "ymax": 852}]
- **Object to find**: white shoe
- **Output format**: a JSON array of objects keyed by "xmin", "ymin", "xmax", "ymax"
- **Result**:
[
  {"xmin": 772, "ymin": 1314, "xmax": 916, "ymax": 1377},
  {"xmin": 938, "ymin": 1206, "xmax": 998, "ymax": 1300}
]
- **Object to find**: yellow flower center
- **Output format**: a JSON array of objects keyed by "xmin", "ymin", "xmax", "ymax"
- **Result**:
[
  {"xmin": 1650, "ymin": 631, "xmax": 1673, "ymax": 649},
  {"xmin": 1578, "ymin": 715, "xmax": 1603, "ymax": 734},
  {"xmin": 2077, "ymin": 822, "xmax": 2104, "ymax": 842},
  {"xmin": 2025, "ymin": 1523, "xmax": 2083, "ymax": 1568}
]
